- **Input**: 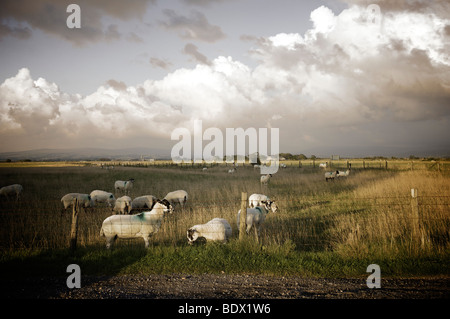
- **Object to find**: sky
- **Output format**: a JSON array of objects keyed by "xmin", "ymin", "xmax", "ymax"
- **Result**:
[{"xmin": 0, "ymin": 0, "xmax": 449, "ymax": 158}]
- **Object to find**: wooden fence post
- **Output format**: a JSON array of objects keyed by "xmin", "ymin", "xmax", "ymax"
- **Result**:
[
  {"xmin": 239, "ymin": 192, "xmax": 247, "ymax": 241},
  {"xmin": 70, "ymin": 198, "xmax": 79, "ymax": 252},
  {"xmin": 410, "ymin": 189, "xmax": 424, "ymax": 248}
]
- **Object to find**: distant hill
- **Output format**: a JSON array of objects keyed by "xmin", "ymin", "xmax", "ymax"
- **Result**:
[{"xmin": 0, "ymin": 147, "xmax": 172, "ymax": 161}]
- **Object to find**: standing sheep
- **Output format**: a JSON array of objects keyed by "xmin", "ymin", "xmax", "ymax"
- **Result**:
[
  {"xmin": 164, "ymin": 190, "xmax": 188, "ymax": 209},
  {"xmin": 237, "ymin": 200, "xmax": 275, "ymax": 237},
  {"xmin": 187, "ymin": 218, "xmax": 232, "ymax": 245},
  {"xmin": 90, "ymin": 190, "xmax": 116, "ymax": 209},
  {"xmin": 325, "ymin": 171, "xmax": 338, "ymax": 182},
  {"xmin": 100, "ymin": 199, "xmax": 173, "ymax": 249},
  {"xmin": 248, "ymin": 193, "xmax": 278, "ymax": 213},
  {"xmin": 114, "ymin": 179, "xmax": 135, "ymax": 194},
  {"xmin": 131, "ymin": 195, "xmax": 158, "ymax": 213},
  {"xmin": 260, "ymin": 174, "xmax": 272, "ymax": 185},
  {"xmin": 0, "ymin": 184, "xmax": 23, "ymax": 200},
  {"xmin": 61, "ymin": 193, "xmax": 95, "ymax": 213},
  {"xmin": 113, "ymin": 196, "xmax": 132, "ymax": 215}
]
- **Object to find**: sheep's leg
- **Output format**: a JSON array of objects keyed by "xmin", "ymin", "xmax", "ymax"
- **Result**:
[{"xmin": 143, "ymin": 236, "xmax": 150, "ymax": 248}]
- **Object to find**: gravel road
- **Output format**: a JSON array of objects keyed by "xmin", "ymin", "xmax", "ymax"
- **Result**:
[{"xmin": 3, "ymin": 274, "xmax": 449, "ymax": 299}]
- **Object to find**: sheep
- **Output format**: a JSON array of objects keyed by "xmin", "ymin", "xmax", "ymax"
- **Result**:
[
  {"xmin": 202, "ymin": 167, "xmax": 208, "ymax": 171},
  {"xmin": 248, "ymin": 193, "xmax": 278, "ymax": 213},
  {"xmin": 319, "ymin": 163, "xmax": 328, "ymax": 168},
  {"xmin": 164, "ymin": 190, "xmax": 188, "ymax": 209},
  {"xmin": 237, "ymin": 200, "xmax": 275, "ymax": 237},
  {"xmin": 90, "ymin": 190, "xmax": 116, "ymax": 209},
  {"xmin": 0, "ymin": 184, "xmax": 23, "ymax": 200},
  {"xmin": 61, "ymin": 193, "xmax": 95, "ymax": 213},
  {"xmin": 100, "ymin": 199, "xmax": 173, "ymax": 249},
  {"xmin": 131, "ymin": 195, "xmax": 158, "ymax": 213},
  {"xmin": 337, "ymin": 170, "xmax": 350, "ymax": 177},
  {"xmin": 260, "ymin": 174, "xmax": 272, "ymax": 185},
  {"xmin": 228, "ymin": 168, "xmax": 236, "ymax": 174},
  {"xmin": 113, "ymin": 195, "xmax": 132, "ymax": 215},
  {"xmin": 114, "ymin": 179, "xmax": 134, "ymax": 194},
  {"xmin": 187, "ymin": 218, "xmax": 232, "ymax": 245},
  {"xmin": 280, "ymin": 163, "xmax": 287, "ymax": 168},
  {"xmin": 325, "ymin": 171, "xmax": 338, "ymax": 181}
]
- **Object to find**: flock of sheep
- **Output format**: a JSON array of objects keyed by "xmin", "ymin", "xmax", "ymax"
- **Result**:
[{"xmin": 1, "ymin": 163, "xmax": 350, "ymax": 249}]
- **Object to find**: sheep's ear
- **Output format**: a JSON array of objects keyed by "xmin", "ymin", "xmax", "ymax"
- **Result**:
[{"xmin": 261, "ymin": 200, "xmax": 267, "ymax": 204}]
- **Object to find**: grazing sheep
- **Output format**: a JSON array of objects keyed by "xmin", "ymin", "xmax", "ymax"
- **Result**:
[
  {"xmin": 0, "ymin": 184, "xmax": 23, "ymax": 200},
  {"xmin": 337, "ymin": 170, "xmax": 350, "ymax": 177},
  {"xmin": 100, "ymin": 199, "xmax": 173, "ymax": 249},
  {"xmin": 131, "ymin": 195, "xmax": 158, "ymax": 213},
  {"xmin": 325, "ymin": 171, "xmax": 338, "ymax": 181},
  {"xmin": 237, "ymin": 200, "xmax": 275, "ymax": 236},
  {"xmin": 202, "ymin": 167, "xmax": 208, "ymax": 171},
  {"xmin": 61, "ymin": 193, "xmax": 95, "ymax": 212},
  {"xmin": 113, "ymin": 196, "xmax": 132, "ymax": 215},
  {"xmin": 90, "ymin": 190, "xmax": 116, "ymax": 209},
  {"xmin": 164, "ymin": 190, "xmax": 188, "ymax": 209},
  {"xmin": 228, "ymin": 168, "xmax": 236, "ymax": 174},
  {"xmin": 114, "ymin": 179, "xmax": 134, "ymax": 194},
  {"xmin": 260, "ymin": 174, "xmax": 272, "ymax": 185},
  {"xmin": 187, "ymin": 218, "xmax": 232, "ymax": 245},
  {"xmin": 248, "ymin": 194, "xmax": 278, "ymax": 213}
]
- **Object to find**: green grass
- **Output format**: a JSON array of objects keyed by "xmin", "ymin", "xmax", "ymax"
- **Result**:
[{"xmin": 0, "ymin": 165, "xmax": 449, "ymax": 279}]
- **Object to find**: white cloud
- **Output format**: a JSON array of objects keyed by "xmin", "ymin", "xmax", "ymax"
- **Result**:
[{"xmin": 0, "ymin": 4, "xmax": 449, "ymax": 154}]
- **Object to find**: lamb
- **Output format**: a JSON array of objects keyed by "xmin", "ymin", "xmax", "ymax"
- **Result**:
[
  {"xmin": 248, "ymin": 193, "xmax": 278, "ymax": 213},
  {"xmin": 114, "ymin": 179, "xmax": 135, "ymax": 194},
  {"xmin": 237, "ymin": 200, "xmax": 275, "ymax": 236},
  {"xmin": 164, "ymin": 190, "xmax": 188, "ymax": 209},
  {"xmin": 131, "ymin": 195, "xmax": 158, "ymax": 213},
  {"xmin": 260, "ymin": 174, "xmax": 272, "ymax": 185},
  {"xmin": 90, "ymin": 190, "xmax": 116, "ymax": 209},
  {"xmin": 0, "ymin": 184, "xmax": 23, "ymax": 200},
  {"xmin": 187, "ymin": 218, "xmax": 232, "ymax": 245},
  {"xmin": 113, "ymin": 195, "xmax": 132, "ymax": 215},
  {"xmin": 100, "ymin": 199, "xmax": 173, "ymax": 249},
  {"xmin": 325, "ymin": 171, "xmax": 338, "ymax": 181},
  {"xmin": 61, "ymin": 193, "xmax": 95, "ymax": 212}
]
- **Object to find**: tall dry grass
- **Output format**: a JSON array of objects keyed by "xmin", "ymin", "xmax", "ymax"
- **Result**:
[{"xmin": 0, "ymin": 166, "xmax": 448, "ymax": 262}]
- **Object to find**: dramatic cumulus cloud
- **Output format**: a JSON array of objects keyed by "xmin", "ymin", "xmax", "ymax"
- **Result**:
[
  {"xmin": 0, "ymin": 0, "xmax": 155, "ymax": 45},
  {"xmin": 1, "ymin": 4, "xmax": 449, "ymax": 154}
]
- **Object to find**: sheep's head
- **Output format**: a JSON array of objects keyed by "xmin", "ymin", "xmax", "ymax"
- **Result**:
[
  {"xmin": 158, "ymin": 199, "xmax": 174, "ymax": 214},
  {"xmin": 187, "ymin": 228, "xmax": 199, "ymax": 244}
]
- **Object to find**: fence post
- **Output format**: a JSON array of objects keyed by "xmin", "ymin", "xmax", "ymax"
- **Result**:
[
  {"xmin": 410, "ymin": 189, "xmax": 424, "ymax": 248},
  {"xmin": 70, "ymin": 198, "xmax": 79, "ymax": 252},
  {"xmin": 239, "ymin": 192, "xmax": 248, "ymax": 241}
]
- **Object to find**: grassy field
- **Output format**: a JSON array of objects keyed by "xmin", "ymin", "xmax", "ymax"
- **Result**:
[{"xmin": 0, "ymin": 162, "xmax": 449, "ymax": 279}]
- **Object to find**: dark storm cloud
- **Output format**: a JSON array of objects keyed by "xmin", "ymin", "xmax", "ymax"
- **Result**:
[{"xmin": 0, "ymin": 0, "xmax": 155, "ymax": 45}]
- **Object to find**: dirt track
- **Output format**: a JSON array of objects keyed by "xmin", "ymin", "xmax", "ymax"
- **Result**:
[{"xmin": 3, "ymin": 274, "xmax": 449, "ymax": 299}]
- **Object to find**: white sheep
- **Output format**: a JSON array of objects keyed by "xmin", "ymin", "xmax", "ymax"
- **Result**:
[
  {"xmin": 325, "ymin": 171, "xmax": 338, "ymax": 181},
  {"xmin": 100, "ymin": 199, "xmax": 173, "ymax": 249},
  {"xmin": 260, "ymin": 174, "xmax": 272, "ymax": 185},
  {"xmin": 248, "ymin": 193, "xmax": 278, "ymax": 213},
  {"xmin": 228, "ymin": 168, "xmax": 236, "ymax": 174},
  {"xmin": 113, "ymin": 195, "xmax": 132, "ymax": 215},
  {"xmin": 114, "ymin": 179, "xmax": 135, "ymax": 194},
  {"xmin": 187, "ymin": 218, "xmax": 232, "ymax": 245},
  {"xmin": 337, "ymin": 170, "xmax": 350, "ymax": 177},
  {"xmin": 90, "ymin": 190, "xmax": 116, "ymax": 209},
  {"xmin": 319, "ymin": 163, "xmax": 328, "ymax": 168},
  {"xmin": 131, "ymin": 195, "xmax": 158, "ymax": 212},
  {"xmin": 280, "ymin": 163, "xmax": 287, "ymax": 168},
  {"xmin": 164, "ymin": 190, "xmax": 188, "ymax": 209},
  {"xmin": 61, "ymin": 193, "xmax": 95, "ymax": 212},
  {"xmin": 0, "ymin": 184, "xmax": 23, "ymax": 200},
  {"xmin": 237, "ymin": 200, "xmax": 275, "ymax": 237}
]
